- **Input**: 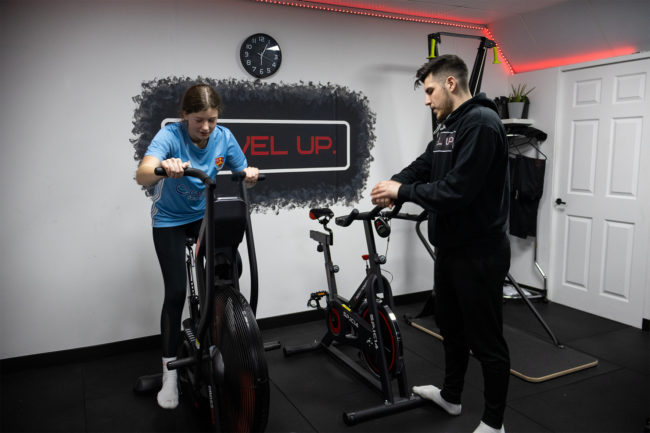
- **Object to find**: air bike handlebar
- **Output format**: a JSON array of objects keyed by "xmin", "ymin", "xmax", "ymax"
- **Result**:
[
  {"xmin": 153, "ymin": 166, "xmax": 265, "ymax": 315},
  {"xmin": 153, "ymin": 166, "xmax": 266, "ymax": 183},
  {"xmin": 154, "ymin": 166, "xmax": 212, "ymax": 184}
]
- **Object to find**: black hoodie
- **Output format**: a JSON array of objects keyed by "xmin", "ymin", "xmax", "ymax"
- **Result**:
[{"xmin": 392, "ymin": 92, "xmax": 509, "ymax": 251}]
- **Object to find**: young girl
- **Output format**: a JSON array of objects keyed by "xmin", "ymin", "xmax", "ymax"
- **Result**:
[{"xmin": 136, "ymin": 84, "xmax": 259, "ymax": 409}]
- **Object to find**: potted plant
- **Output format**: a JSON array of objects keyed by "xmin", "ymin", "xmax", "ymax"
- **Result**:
[{"xmin": 508, "ymin": 83, "xmax": 535, "ymax": 119}]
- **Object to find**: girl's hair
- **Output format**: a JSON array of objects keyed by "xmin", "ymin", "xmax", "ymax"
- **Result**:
[{"xmin": 181, "ymin": 84, "xmax": 222, "ymax": 115}]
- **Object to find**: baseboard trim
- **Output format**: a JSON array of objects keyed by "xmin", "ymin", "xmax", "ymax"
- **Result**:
[
  {"xmin": 1, "ymin": 335, "xmax": 160, "ymax": 374},
  {"xmin": 1, "ymin": 291, "xmax": 432, "ymax": 374}
]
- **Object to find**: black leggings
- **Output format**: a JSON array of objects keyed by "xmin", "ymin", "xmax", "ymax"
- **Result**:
[{"xmin": 152, "ymin": 219, "xmax": 202, "ymax": 357}]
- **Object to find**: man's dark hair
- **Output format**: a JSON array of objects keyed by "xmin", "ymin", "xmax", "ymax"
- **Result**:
[{"xmin": 415, "ymin": 54, "xmax": 469, "ymax": 91}]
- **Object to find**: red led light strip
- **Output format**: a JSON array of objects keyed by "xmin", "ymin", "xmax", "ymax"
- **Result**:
[
  {"xmin": 255, "ymin": 0, "xmax": 484, "ymax": 30},
  {"xmin": 255, "ymin": 0, "xmax": 514, "ymax": 74}
]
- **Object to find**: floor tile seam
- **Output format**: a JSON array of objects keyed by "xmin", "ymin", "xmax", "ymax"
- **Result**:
[
  {"xmin": 504, "ymin": 403, "xmax": 556, "ymax": 432},
  {"xmin": 269, "ymin": 378, "xmax": 319, "ymax": 433},
  {"xmin": 549, "ymin": 341, "xmax": 636, "ymax": 373},
  {"xmin": 565, "ymin": 325, "xmax": 645, "ymax": 344},
  {"xmin": 81, "ymin": 363, "xmax": 89, "ymax": 432},
  {"xmin": 402, "ymin": 345, "xmax": 445, "ymax": 370}
]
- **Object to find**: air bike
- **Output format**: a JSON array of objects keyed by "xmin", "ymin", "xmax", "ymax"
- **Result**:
[
  {"xmin": 134, "ymin": 167, "xmax": 273, "ymax": 432},
  {"xmin": 283, "ymin": 203, "xmax": 426, "ymax": 425}
]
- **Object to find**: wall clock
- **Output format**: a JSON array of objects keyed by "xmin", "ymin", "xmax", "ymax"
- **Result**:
[{"xmin": 240, "ymin": 33, "xmax": 282, "ymax": 78}]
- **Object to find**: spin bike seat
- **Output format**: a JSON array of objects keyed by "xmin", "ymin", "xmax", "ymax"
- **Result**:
[{"xmin": 309, "ymin": 208, "xmax": 334, "ymax": 220}]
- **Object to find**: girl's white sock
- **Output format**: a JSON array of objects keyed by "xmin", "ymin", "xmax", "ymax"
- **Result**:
[{"xmin": 157, "ymin": 357, "xmax": 178, "ymax": 409}]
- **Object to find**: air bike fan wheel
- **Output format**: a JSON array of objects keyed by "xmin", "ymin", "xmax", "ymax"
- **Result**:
[{"xmin": 209, "ymin": 286, "xmax": 270, "ymax": 433}]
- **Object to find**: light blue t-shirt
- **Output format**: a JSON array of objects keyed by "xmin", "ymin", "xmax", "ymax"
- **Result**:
[{"xmin": 145, "ymin": 122, "xmax": 248, "ymax": 227}]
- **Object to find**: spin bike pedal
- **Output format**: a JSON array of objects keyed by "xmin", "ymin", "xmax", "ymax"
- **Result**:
[{"xmin": 307, "ymin": 291, "xmax": 329, "ymax": 310}]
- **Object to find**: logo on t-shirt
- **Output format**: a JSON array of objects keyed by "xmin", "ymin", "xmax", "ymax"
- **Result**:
[{"xmin": 215, "ymin": 156, "xmax": 224, "ymax": 169}]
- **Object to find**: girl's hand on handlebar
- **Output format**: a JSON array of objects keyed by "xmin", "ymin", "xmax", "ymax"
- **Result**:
[
  {"xmin": 242, "ymin": 166, "xmax": 259, "ymax": 187},
  {"xmin": 160, "ymin": 158, "xmax": 190, "ymax": 178}
]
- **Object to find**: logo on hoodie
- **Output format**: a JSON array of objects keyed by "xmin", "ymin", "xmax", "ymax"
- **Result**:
[
  {"xmin": 433, "ymin": 130, "xmax": 456, "ymax": 153},
  {"xmin": 215, "ymin": 156, "xmax": 224, "ymax": 169}
]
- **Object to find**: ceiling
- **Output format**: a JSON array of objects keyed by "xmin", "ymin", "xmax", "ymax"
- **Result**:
[
  {"xmin": 261, "ymin": 0, "xmax": 650, "ymax": 73},
  {"xmin": 287, "ymin": 0, "xmax": 572, "ymax": 24}
]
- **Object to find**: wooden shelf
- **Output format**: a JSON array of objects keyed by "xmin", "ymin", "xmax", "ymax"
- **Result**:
[{"xmin": 502, "ymin": 118, "xmax": 534, "ymax": 125}]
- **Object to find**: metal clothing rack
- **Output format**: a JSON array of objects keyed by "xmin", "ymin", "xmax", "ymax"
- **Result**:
[{"xmin": 504, "ymin": 120, "xmax": 550, "ymax": 304}]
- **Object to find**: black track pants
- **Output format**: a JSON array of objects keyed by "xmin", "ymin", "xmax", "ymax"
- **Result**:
[
  {"xmin": 152, "ymin": 219, "xmax": 202, "ymax": 357},
  {"xmin": 434, "ymin": 236, "xmax": 511, "ymax": 429}
]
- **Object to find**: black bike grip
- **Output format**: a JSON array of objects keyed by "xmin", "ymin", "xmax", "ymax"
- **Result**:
[
  {"xmin": 335, "ymin": 209, "xmax": 359, "ymax": 227},
  {"xmin": 230, "ymin": 171, "xmax": 267, "ymax": 181},
  {"xmin": 154, "ymin": 166, "xmax": 211, "ymax": 183}
]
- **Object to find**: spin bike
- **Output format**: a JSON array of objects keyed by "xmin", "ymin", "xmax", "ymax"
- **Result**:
[
  {"xmin": 134, "ymin": 167, "xmax": 270, "ymax": 433},
  {"xmin": 283, "ymin": 204, "xmax": 424, "ymax": 425}
]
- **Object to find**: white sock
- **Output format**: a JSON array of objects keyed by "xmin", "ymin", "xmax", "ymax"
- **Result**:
[
  {"xmin": 473, "ymin": 421, "xmax": 505, "ymax": 433},
  {"xmin": 412, "ymin": 385, "xmax": 461, "ymax": 415},
  {"xmin": 157, "ymin": 357, "xmax": 178, "ymax": 409}
]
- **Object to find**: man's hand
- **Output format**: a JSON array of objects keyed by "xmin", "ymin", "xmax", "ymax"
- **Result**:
[{"xmin": 371, "ymin": 180, "xmax": 401, "ymax": 208}]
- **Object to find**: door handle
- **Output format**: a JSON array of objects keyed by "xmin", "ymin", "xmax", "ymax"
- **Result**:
[{"xmin": 555, "ymin": 198, "xmax": 567, "ymax": 206}]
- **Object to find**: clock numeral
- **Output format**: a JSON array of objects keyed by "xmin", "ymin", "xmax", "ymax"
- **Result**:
[
  {"xmin": 246, "ymin": 59, "xmax": 251, "ymax": 66},
  {"xmin": 246, "ymin": 44, "xmax": 253, "ymax": 49}
]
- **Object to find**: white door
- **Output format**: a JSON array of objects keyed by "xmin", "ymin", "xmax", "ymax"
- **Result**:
[{"xmin": 553, "ymin": 56, "xmax": 650, "ymax": 328}]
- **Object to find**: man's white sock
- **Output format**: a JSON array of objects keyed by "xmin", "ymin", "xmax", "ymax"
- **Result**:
[
  {"xmin": 473, "ymin": 421, "xmax": 505, "ymax": 433},
  {"xmin": 157, "ymin": 357, "xmax": 178, "ymax": 409},
  {"xmin": 412, "ymin": 385, "xmax": 461, "ymax": 415}
]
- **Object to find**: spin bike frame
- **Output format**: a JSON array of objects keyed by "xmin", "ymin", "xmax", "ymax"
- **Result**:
[{"xmin": 284, "ymin": 204, "xmax": 425, "ymax": 425}]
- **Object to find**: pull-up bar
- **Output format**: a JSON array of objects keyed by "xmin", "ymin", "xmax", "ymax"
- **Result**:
[{"xmin": 427, "ymin": 32, "xmax": 500, "ymax": 97}]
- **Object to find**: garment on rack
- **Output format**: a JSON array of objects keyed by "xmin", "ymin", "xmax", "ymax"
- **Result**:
[{"xmin": 509, "ymin": 154, "xmax": 545, "ymax": 238}]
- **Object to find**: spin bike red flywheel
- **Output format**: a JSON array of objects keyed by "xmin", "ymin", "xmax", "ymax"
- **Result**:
[{"xmin": 360, "ymin": 303, "xmax": 403, "ymax": 379}]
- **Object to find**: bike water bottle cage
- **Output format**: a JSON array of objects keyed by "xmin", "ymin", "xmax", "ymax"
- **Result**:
[{"xmin": 374, "ymin": 217, "xmax": 391, "ymax": 238}]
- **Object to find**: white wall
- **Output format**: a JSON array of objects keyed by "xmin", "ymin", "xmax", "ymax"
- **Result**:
[{"xmin": 0, "ymin": 0, "xmax": 511, "ymax": 359}]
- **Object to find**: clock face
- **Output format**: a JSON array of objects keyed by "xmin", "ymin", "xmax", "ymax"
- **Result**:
[{"xmin": 240, "ymin": 33, "xmax": 282, "ymax": 78}]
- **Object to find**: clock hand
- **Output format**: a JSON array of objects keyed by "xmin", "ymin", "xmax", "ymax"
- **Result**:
[{"xmin": 259, "ymin": 41, "xmax": 270, "ymax": 65}]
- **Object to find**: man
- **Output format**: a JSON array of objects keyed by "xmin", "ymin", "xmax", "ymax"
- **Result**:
[{"xmin": 371, "ymin": 55, "xmax": 511, "ymax": 433}]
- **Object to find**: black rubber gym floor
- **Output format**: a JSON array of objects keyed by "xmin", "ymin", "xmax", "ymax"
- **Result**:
[{"xmin": 1, "ymin": 298, "xmax": 648, "ymax": 432}]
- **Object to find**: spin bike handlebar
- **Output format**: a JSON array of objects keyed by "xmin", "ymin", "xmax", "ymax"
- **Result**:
[
  {"xmin": 381, "ymin": 209, "xmax": 427, "ymax": 223},
  {"xmin": 335, "ymin": 202, "xmax": 404, "ymax": 227}
]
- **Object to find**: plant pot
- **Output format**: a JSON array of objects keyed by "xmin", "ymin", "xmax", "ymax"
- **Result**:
[{"xmin": 507, "ymin": 102, "xmax": 525, "ymax": 119}]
